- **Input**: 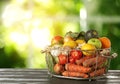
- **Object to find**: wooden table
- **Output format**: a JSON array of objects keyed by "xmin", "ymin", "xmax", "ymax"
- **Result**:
[{"xmin": 0, "ymin": 69, "xmax": 119, "ymax": 84}]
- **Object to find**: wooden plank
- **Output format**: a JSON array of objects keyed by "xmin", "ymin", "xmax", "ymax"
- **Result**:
[{"xmin": 0, "ymin": 69, "xmax": 119, "ymax": 83}]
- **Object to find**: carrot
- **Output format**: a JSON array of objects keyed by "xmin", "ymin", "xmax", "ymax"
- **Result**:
[
  {"xmin": 65, "ymin": 63, "xmax": 91, "ymax": 73},
  {"xmin": 90, "ymin": 68, "xmax": 106, "ymax": 77},
  {"xmin": 91, "ymin": 59, "xmax": 107, "ymax": 70},
  {"xmin": 76, "ymin": 56, "xmax": 93, "ymax": 65},
  {"xmin": 83, "ymin": 56, "xmax": 106, "ymax": 67},
  {"xmin": 62, "ymin": 71, "xmax": 89, "ymax": 78}
]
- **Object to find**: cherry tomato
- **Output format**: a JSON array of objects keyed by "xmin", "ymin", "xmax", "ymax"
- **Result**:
[
  {"xmin": 70, "ymin": 50, "xmax": 82, "ymax": 60},
  {"xmin": 58, "ymin": 54, "xmax": 67, "ymax": 65}
]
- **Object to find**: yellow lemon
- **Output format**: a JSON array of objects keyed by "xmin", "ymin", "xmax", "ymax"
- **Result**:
[
  {"xmin": 76, "ymin": 39, "xmax": 86, "ymax": 48},
  {"xmin": 81, "ymin": 43, "xmax": 96, "ymax": 56},
  {"xmin": 76, "ymin": 39, "xmax": 86, "ymax": 44},
  {"xmin": 63, "ymin": 40, "xmax": 77, "ymax": 48}
]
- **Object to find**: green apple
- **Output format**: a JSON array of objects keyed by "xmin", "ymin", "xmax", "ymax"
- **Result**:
[{"xmin": 87, "ymin": 38, "xmax": 102, "ymax": 49}]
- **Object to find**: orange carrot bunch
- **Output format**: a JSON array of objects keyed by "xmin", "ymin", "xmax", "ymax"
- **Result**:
[
  {"xmin": 65, "ymin": 63, "xmax": 91, "ymax": 73},
  {"xmin": 62, "ymin": 71, "xmax": 88, "ymax": 78},
  {"xmin": 59, "ymin": 56, "xmax": 107, "ymax": 78}
]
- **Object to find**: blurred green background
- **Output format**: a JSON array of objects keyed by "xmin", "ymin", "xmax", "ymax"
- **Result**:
[{"xmin": 0, "ymin": 0, "xmax": 120, "ymax": 69}]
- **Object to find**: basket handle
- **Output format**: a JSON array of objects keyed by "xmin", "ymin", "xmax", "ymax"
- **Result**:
[{"xmin": 101, "ymin": 53, "xmax": 118, "ymax": 59}]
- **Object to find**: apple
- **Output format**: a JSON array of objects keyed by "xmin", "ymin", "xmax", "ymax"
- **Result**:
[
  {"xmin": 87, "ymin": 38, "xmax": 102, "ymax": 49},
  {"xmin": 51, "ymin": 36, "xmax": 64, "ymax": 45}
]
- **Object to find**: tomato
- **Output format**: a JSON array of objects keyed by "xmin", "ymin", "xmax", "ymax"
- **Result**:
[
  {"xmin": 58, "ymin": 54, "xmax": 67, "ymax": 65},
  {"xmin": 69, "ymin": 56, "xmax": 75, "ymax": 64},
  {"xmin": 70, "ymin": 50, "xmax": 82, "ymax": 60}
]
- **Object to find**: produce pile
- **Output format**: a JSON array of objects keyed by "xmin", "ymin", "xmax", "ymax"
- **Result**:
[{"xmin": 43, "ymin": 29, "xmax": 112, "ymax": 78}]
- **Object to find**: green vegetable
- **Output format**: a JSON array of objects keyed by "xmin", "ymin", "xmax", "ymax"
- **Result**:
[
  {"xmin": 45, "ymin": 52, "xmax": 55, "ymax": 73},
  {"xmin": 53, "ymin": 56, "xmax": 59, "ymax": 63},
  {"xmin": 99, "ymin": 59, "xmax": 108, "ymax": 68}
]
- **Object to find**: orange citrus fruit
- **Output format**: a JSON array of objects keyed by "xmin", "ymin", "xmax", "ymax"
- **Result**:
[{"xmin": 99, "ymin": 37, "xmax": 111, "ymax": 48}]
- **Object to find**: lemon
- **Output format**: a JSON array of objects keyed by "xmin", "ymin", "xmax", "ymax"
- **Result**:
[
  {"xmin": 76, "ymin": 39, "xmax": 86, "ymax": 49},
  {"xmin": 63, "ymin": 40, "xmax": 77, "ymax": 48},
  {"xmin": 81, "ymin": 43, "xmax": 96, "ymax": 56},
  {"xmin": 76, "ymin": 39, "xmax": 86, "ymax": 44}
]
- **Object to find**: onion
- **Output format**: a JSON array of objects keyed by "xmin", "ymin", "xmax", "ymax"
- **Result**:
[{"xmin": 54, "ymin": 63, "xmax": 64, "ymax": 74}]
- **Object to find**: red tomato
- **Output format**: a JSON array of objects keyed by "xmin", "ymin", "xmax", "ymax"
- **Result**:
[
  {"xmin": 69, "ymin": 56, "xmax": 75, "ymax": 64},
  {"xmin": 70, "ymin": 50, "xmax": 82, "ymax": 60},
  {"xmin": 58, "ymin": 54, "xmax": 67, "ymax": 65}
]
